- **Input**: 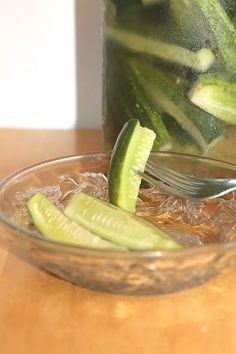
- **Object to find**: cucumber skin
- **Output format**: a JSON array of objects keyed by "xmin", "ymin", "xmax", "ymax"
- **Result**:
[
  {"xmin": 108, "ymin": 119, "xmax": 137, "ymax": 209},
  {"xmin": 65, "ymin": 192, "xmax": 183, "ymax": 251},
  {"xmin": 111, "ymin": 0, "xmax": 142, "ymax": 18},
  {"xmin": 189, "ymin": 74, "xmax": 236, "ymax": 125},
  {"xmin": 108, "ymin": 119, "xmax": 155, "ymax": 213},
  {"xmin": 105, "ymin": 48, "xmax": 171, "ymax": 150},
  {"xmin": 27, "ymin": 192, "xmax": 124, "ymax": 250},
  {"xmin": 109, "ymin": 119, "xmax": 138, "ymax": 200},
  {"xmin": 129, "ymin": 57, "xmax": 226, "ymax": 146},
  {"xmin": 194, "ymin": 0, "xmax": 236, "ymax": 74},
  {"xmin": 116, "ymin": 59, "xmax": 171, "ymax": 150},
  {"xmin": 107, "ymin": 26, "xmax": 215, "ymax": 72},
  {"xmin": 170, "ymin": 0, "xmax": 220, "ymax": 54}
]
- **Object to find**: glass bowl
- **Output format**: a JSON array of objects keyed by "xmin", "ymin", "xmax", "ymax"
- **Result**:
[{"xmin": 0, "ymin": 152, "xmax": 236, "ymax": 296}]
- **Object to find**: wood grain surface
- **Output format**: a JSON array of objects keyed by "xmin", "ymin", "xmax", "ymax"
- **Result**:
[{"xmin": 0, "ymin": 128, "xmax": 236, "ymax": 354}]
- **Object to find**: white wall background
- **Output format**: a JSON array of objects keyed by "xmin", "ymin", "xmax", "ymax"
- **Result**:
[{"xmin": 0, "ymin": 0, "xmax": 102, "ymax": 129}]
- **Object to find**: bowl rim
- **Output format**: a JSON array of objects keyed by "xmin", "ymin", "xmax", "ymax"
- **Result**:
[{"xmin": 1, "ymin": 151, "xmax": 236, "ymax": 260}]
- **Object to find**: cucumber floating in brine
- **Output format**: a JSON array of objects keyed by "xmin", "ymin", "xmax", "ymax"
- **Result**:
[
  {"xmin": 189, "ymin": 74, "xmax": 236, "ymax": 125},
  {"xmin": 105, "ymin": 51, "xmax": 171, "ymax": 151},
  {"xmin": 128, "ymin": 57, "xmax": 226, "ymax": 150}
]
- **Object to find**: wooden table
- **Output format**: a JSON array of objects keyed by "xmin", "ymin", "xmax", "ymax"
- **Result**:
[{"xmin": 0, "ymin": 128, "xmax": 236, "ymax": 354}]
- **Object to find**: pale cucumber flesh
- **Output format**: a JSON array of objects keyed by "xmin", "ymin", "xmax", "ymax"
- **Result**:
[
  {"xmin": 108, "ymin": 119, "xmax": 156, "ymax": 213},
  {"xmin": 27, "ymin": 192, "xmax": 124, "ymax": 250},
  {"xmin": 188, "ymin": 74, "xmax": 236, "ymax": 125},
  {"xmin": 65, "ymin": 192, "xmax": 182, "ymax": 251}
]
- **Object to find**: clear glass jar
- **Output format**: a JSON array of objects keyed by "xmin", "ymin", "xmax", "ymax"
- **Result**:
[{"xmin": 102, "ymin": 0, "xmax": 236, "ymax": 163}]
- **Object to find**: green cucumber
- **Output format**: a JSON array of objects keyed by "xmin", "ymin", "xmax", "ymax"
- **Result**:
[
  {"xmin": 220, "ymin": 0, "xmax": 236, "ymax": 17},
  {"xmin": 108, "ymin": 119, "xmax": 155, "ymax": 213},
  {"xmin": 106, "ymin": 52, "xmax": 171, "ymax": 150},
  {"xmin": 188, "ymin": 74, "xmax": 236, "ymax": 125},
  {"xmin": 129, "ymin": 57, "xmax": 226, "ymax": 148},
  {"xmin": 194, "ymin": 0, "xmax": 236, "ymax": 74},
  {"xmin": 111, "ymin": 0, "xmax": 142, "ymax": 18},
  {"xmin": 111, "ymin": 0, "xmax": 163, "ymax": 15},
  {"xmin": 65, "ymin": 192, "xmax": 182, "ymax": 251},
  {"xmin": 107, "ymin": 26, "xmax": 215, "ymax": 72},
  {"xmin": 27, "ymin": 192, "xmax": 124, "ymax": 250},
  {"xmin": 169, "ymin": 0, "xmax": 217, "ymax": 50},
  {"xmin": 161, "ymin": 114, "xmax": 202, "ymax": 155},
  {"xmin": 141, "ymin": 0, "xmax": 163, "ymax": 5}
]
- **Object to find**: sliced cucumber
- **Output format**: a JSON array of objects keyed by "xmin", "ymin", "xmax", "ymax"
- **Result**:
[
  {"xmin": 107, "ymin": 27, "xmax": 215, "ymax": 72},
  {"xmin": 194, "ymin": 0, "xmax": 236, "ymax": 75},
  {"xmin": 27, "ymin": 192, "xmax": 124, "ymax": 250},
  {"xmin": 169, "ymin": 0, "xmax": 217, "ymax": 50},
  {"xmin": 141, "ymin": 0, "xmax": 163, "ymax": 5},
  {"xmin": 188, "ymin": 74, "xmax": 236, "ymax": 125},
  {"xmin": 111, "ymin": 0, "xmax": 142, "ymax": 19},
  {"xmin": 106, "ymin": 52, "xmax": 171, "ymax": 151},
  {"xmin": 65, "ymin": 192, "xmax": 182, "ymax": 251},
  {"xmin": 108, "ymin": 119, "xmax": 155, "ymax": 213},
  {"xmin": 129, "ymin": 57, "xmax": 226, "ymax": 148}
]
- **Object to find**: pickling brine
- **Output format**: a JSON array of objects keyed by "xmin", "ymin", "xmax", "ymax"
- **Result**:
[{"xmin": 102, "ymin": 0, "xmax": 236, "ymax": 163}]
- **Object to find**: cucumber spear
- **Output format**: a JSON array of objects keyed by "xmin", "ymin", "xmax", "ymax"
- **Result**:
[
  {"xmin": 129, "ymin": 57, "xmax": 225, "ymax": 149},
  {"xmin": 107, "ymin": 27, "xmax": 215, "ymax": 72},
  {"xmin": 194, "ymin": 0, "xmax": 236, "ymax": 74},
  {"xmin": 189, "ymin": 74, "xmax": 236, "ymax": 125}
]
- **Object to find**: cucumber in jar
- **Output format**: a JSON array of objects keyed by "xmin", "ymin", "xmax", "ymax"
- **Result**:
[
  {"xmin": 103, "ymin": 0, "xmax": 233, "ymax": 159},
  {"xmin": 128, "ymin": 57, "xmax": 226, "ymax": 150},
  {"xmin": 189, "ymin": 73, "xmax": 236, "ymax": 125},
  {"xmin": 169, "ymin": 0, "xmax": 217, "ymax": 51},
  {"xmin": 106, "ymin": 0, "xmax": 215, "ymax": 72},
  {"xmin": 194, "ymin": 0, "xmax": 236, "ymax": 75},
  {"xmin": 105, "ymin": 46, "xmax": 171, "ymax": 150},
  {"xmin": 106, "ymin": 26, "xmax": 215, "ymax": 73}
]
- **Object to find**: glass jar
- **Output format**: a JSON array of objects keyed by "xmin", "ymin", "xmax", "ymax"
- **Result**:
[{"xmin": 102, "ymin": 0, "xmax": 236, "ymax": 163}]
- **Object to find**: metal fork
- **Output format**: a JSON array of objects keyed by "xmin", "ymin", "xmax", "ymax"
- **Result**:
[{"xmin": 139, "ymin": 160, "xmax": 236, "ymax": 200}]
